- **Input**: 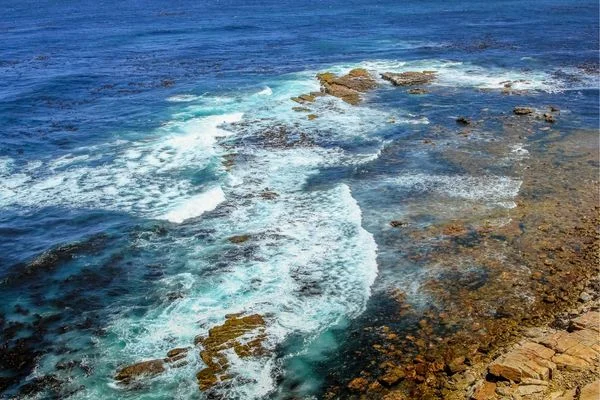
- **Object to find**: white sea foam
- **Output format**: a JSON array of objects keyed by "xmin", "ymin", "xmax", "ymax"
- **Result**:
[
  {"xmin": 167, "ymin": 94, "xmax": 202, "ymax": 102},
  {"xmin": 390, "ymin": 173, "xmax": 522, "ymax": 207},
  {"xmin": 256, "ymin": 86, "xmax": 273, "ymax": 96},
  {"xmin": 0, "ymin": 113, "xmax": 243, "ymax": 222},
  {"xmin": 158, "ymin": 186, "xmax": 225, "ymax": 223}
]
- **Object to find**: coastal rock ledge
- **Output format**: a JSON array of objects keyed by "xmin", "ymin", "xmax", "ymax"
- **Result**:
[{"xmin": 381, "ymin": 71, "xmax": 437, "ymax": 86}]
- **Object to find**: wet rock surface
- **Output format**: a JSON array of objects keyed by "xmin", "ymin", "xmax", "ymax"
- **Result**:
[
  {"xmin": 195, "ymin": 313, "xmax": 266, "ymax": 390},
  {"xmin": 316, "ymin": 68, "xmax": 377, "ymax": 105},
  {"xmin": 113, "ymin": 314, "xmax": 266, "ymax": 391},
  {"xmin": 322, "ymin": 125, "xmax": 599, "ymax": 399},
  {"xmin": 381, "ymin": 71, "xmax": 437, "ymax": 86}
]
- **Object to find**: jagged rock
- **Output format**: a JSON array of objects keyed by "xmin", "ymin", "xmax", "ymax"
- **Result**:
[
  {"xmin": 166, "ymin": 347, "xmax": 189, "ymax": 363},
  {"xmin": 407, "ymin": 88, "xmax": 429, "ymax": 94},
  {"xmin": 488, "ymin": 341, "xmax": 555, "ymax": 382},
  {"xmin": 471, "ymin": 381, "xmax": 496, "ymax": 400},
  {"xmin": 347, "ymin": 377, "xmax": 369, "ymax": 391},
  {"xmin": 316, "ymin": 68, "xmax": 377, "ymax": 105},
  {"xmin": 580, "ymin": 380, "xmax": 600, "ymax": 400},
  {"xmin": 195, "ymin": 314, "xmax": 266, "ymax": 391},
  {"xmin": 543, "ymin": 113, "xmax": 556, "ymax": 123},
  {"xmin": 381, "ymin": 71, "xmax": 436, "ymax": 86},
  {"xmin": 291, "ymin": 93, "xmax": 316, "ymax": 104},
  {"xmin": 513, "ymin": 107, "xmax": 534, "ymax": 115},
  {"xmin": 571, "ymin": 311, "xmax": 599, "ymax": 331},
  {"xmin": 378, "ymin": 367, "xmax": 406, "ymax": 386},
  {"xmin": 115, "ymin": 359, "xmax": 165, "ymax": 383}
]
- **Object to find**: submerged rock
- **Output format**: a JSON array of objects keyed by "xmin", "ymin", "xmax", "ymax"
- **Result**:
[
  {"xmin": 513, "ymin": 106, "xmax": 534, "ymax": 115},
  {"xmin": 456, "ymin": 116, "xmax": 471, "ymax": 125},
  {"xmin": 228, "ymin": 235, "xmax": 251, "ymax": 244},
  {"xmin": 543, "ymin": 113, "xmax": 556, "ymax": 123},
  {"xmin": 407, "ymin": 88, "xmax": 429, "ymax": 94},
  {"xmin": 390, "ymin": 220, "xmax": 408, "ymax": 228},
  {"xmin": 381, "ymin": 71, "xmax": 436, "ymax": 86}
]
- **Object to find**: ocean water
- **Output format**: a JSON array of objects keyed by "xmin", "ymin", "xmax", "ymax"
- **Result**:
[{"xmin": 0, "ymin": 0, "xmax": 598, "ymax": 398}]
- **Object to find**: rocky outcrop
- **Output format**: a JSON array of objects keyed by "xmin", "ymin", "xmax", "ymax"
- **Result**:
[
  {"xmin": 195, "ymin": 314, "xmax": 266, "ymax": 391},
  {"xmin": 513, "ymin": 106, "xmax": 535, "ymax": 115},
  {"xmin": 478, "ymin": 311, "xmax": 599, "ymax": 399},
  {"xmin": 316, "ymin": 68, "xmax": 377, "ymax": 105},
  {"xmin": 115, "ymin": 359, "xmax": 166, "ymax": 383},
  {"xmin": 114, "ymin": 347, "xmax": 190, "ymax": 384},
  {"xmin": 381, "ymin": 71, "xmax": 436, "ymax": 86}
]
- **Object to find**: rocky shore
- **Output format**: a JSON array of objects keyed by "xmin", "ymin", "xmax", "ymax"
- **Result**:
[{"xmin": 323, "ymin": 120, "xmax": 599, "ymax": 399}]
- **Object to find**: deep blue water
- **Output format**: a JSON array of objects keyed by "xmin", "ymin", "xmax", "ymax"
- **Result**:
[{"xmin": 0, "ymin": 0, "xmax": 598, "ymax": 398}]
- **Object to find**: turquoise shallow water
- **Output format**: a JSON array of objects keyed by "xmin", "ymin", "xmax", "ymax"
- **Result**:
[{"xmin": 0, "ymin": 0, "xmax": 598, "ymax": 398}]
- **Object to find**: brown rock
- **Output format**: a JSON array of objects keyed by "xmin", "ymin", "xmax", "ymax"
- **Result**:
[
  {"xmin": 471, "ymin": 381, "xmax": 496, "ymax": 400},
  {"xmin": 572, "ymin": 311, "xmax": 600, "ymax": 332},
  {"xmin": 513, "ymin": 106, "xmax": 534, "ymax": 115},
  {"xmin": 488, "ymin": 341, "xmax": 555, "ymax": 382},
  {"xmin": 408, "ymin": 88, "xmax": 429, "ymax": 94},
  {"xmin": 378, "ymin": 367, "xmax": 406, "ymax": 386},
  {"xmin": 580, "ymin": 380, "xmax": 600, "ymax": 400},
  {"xmin": 381, "ymin": 71, "xmax": 436, "ymax": 86},
  {"xmin": 307, "ymin": 114, "xmax": 318, "ymax": 120},
  {"xmin": 390, "ymin": 220, "xmax": 408, "ymax": 228},
  {"xmin": 228, "ymin": 235, "xmax": 251, "ymax": 244},
  {"xmin": 115, "ymin": 359, "xmax": 166, "ymax": 383},
  {"xmin": 517, "ymin": 384, "xmax": 545, "ymax": 396},
  {"xmin": 315, "ymin": 68, "xmax": 376, "ymax": 105},
  {"xmin": 543, "ymin": 113, "xmax": 556, "ymax": 123},
  {"xmin": 196, "ymin": 314, "xmax": 266, "ymax": 391},
  {"xmin": 347, "ymin": 377, "xmax": 369, "ymax": 391},
  {"xmin": 551, "ymin": 353, "xmax": 589, "ymax": 371},
  {"xmin": 166, "ymin": 347, "xmax": 189, "ymax": 358},
  {"xmin": 383, "ymin": 391, "xmax": 407, "ymax": 400}
]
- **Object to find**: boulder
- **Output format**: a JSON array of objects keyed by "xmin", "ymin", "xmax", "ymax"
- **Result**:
[
  {"xmin": 543, "ymin": 113, "xmax": 556, "ymax": 123},
  {"xmin": 381, "ymin": 71, "xmax": 436, "ymax": 86},
  {"xmin": 456, "ymin": 116, "xmax": 471, "ymax": 125}
]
